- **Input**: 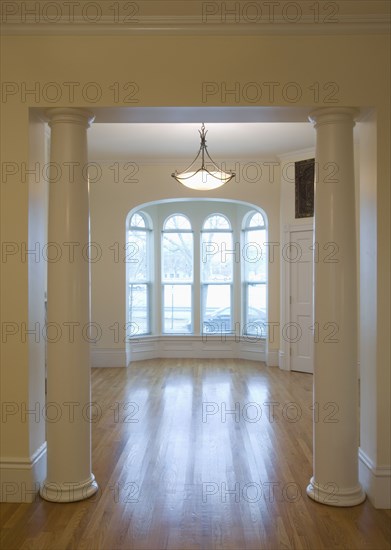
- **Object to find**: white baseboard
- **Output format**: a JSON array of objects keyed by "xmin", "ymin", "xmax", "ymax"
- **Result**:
[
  {"xmin": 359, "ymin": 448, "xmax": 391, "ymax": 509},
  {"xmin": 266, "ymin": 349, "xmax": 279, "ymax": 367},
  {"xmin": 0, "ymin": 442, "xmax": 47, "ymax": 502},
  {"xmin": 91, "ymin": 348, "xmax": 127, "ymax": 368},
  {"xmin": 126, "ymin": 335, "xmax": 266, "ymax": 364},
  {"xmin": 279, "ymin": 349, "xmax": 289, "ymax": 370}
]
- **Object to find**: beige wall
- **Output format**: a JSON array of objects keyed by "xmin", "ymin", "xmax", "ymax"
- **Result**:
[
  {"xmin": 89, "ymin": 163, "xmax": 280, "ymax": 350},
  {"xmin": 358, "ymin": 109, "xmax": 391, "ymax": 469},
  {"xmin": 1, "ymin": 29, "xmax": 390, "ymax": 501}
]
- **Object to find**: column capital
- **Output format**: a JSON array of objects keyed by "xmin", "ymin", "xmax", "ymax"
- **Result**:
[
  {"xmin": 308, "ymin": 107, "xmax": 360, "ymax": 127},
  {"xmin": 45, "ymin": 107, "xmax": 95, "ymax": 128}
]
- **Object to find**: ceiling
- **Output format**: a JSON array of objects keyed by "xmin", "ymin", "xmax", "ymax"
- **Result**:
[
  {"xmin": 13, "ymin": 0, "xmax": 390, "ymax": 18},
  {"xmin": 88, "ymin": 122, "xmax": 315, "ymax": 162}
]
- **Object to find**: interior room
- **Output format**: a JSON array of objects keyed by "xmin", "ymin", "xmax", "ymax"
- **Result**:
[
  {"xmin": 87, "ymin": 116, "xmax": 316, "ymax": 368},
  {"xmin": 1, "ymin": 2, "xmax": 390, "ymax": 549}
]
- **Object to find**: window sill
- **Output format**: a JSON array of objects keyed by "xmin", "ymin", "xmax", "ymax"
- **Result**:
[{"xmin": 126, "ymin": 333, "xmax": 266, "ymax": 364}]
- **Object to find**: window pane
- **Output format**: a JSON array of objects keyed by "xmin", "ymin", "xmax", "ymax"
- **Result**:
[
  {"xmin": 203, "ymin": 214, "xmax": 230, "ymax": 230},
  {"xmin": 244, "ymin": 228, "xmax": 266, "ymax": 283},
  {"xmin": 128, "ymin": 230, "xmax": 148, "ymax": 282},
  {"xmin": 201, "ymin": 232, "xmax": 233, "ymax": 282},
  {"xmin": 163, "ymin": 285, "xmax": 192, "ymax": 333},
  {"xmin": 164, "ymin": 214, "xmax": 191, "ymax": 231},
  {"xmin": 128, "ymin": 284, "xmax": 149, "ymax": 336},
  {"xmin": 248, "ymin": 212, "xmax": 265, "ymax": 228},
  {"xmin": 202, "ymin": 284, "xmax": 232, "ymax": 334},
  {"xmin": 244, "ymin": 283, "xmax": 267, "ymax": 337},
  {"xmin": 162, "ymin": 233, "xmax": 193, "ymax": 282},
  {"xmin": 130, "ymin": 213, "xmax": 146, "ymax": 228}
]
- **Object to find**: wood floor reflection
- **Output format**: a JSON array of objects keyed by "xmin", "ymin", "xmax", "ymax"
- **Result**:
[{"xmin": 1, "ymin": 359, "xmax": 390, "ymax": 549}]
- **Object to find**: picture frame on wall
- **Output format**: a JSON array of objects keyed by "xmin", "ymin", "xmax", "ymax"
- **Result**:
[{"xmin": 295, "ymin": 158, "xmax": 315, "ymax": 218}]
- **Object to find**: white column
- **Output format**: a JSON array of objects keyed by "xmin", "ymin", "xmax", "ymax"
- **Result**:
[
  {"xmin": 306, "ymin": 107, "xmax": 365, "ymax": 506},
  {"xmin": 40, "ymin": 108, "xmax": 98, "ymax": 502}
]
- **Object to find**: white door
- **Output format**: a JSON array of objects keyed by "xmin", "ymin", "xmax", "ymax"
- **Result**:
[{"xmin": 289, "ymin": 230, "xmax": 314, "ymax": 373}]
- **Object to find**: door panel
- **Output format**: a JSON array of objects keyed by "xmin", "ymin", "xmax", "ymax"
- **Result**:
[{"xmin": 290, "ymin": 230, "xmax": 313, "ymax": 373}]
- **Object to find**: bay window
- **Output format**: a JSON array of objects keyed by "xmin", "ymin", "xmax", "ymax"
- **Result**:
[{"xmin": 127, "ymin": 202, "xmax": 268, "ymax": 341}]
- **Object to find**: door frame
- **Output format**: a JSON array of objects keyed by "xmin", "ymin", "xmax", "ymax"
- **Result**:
[{"xmin": 279, "ymin": 222, "xmax": 314, "ymax": 371}]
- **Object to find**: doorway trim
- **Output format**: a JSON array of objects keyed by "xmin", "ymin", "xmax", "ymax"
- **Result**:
[{"xmin": 279, "ymin": 222, "xmax": 314, "ymax": 371}]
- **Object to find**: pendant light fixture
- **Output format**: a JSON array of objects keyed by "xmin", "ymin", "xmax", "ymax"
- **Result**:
[{"xmin": 171, "ymin": 123, "xmax": 235, "ymax": 190}]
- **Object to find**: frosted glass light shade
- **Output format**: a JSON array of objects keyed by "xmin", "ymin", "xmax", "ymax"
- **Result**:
[{"xmin": 173, "ymin": 170, "xmax": 233, "ymax": 190}]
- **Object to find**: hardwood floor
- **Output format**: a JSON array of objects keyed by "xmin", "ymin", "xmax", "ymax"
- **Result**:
[{"xmin": 1, "ymin": 359, "xmax": 390, "ymax": 550}]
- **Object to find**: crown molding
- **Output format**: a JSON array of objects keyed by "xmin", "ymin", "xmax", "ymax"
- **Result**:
[
  {"xmin": 277, "ymin": 146, "xmax": 315, "ymax": 162},
  {"xmin": 1, "ymin": 14, "xmax": 390, "ymax": 36}
]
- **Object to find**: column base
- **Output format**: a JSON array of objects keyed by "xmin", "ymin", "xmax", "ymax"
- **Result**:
[
  {"xmin": 40, "ymin": 474, "xmax": 98, "ymax": 503},
  {"xmin": 307, "ymin": 476, "xmax": 366, "ymax": 507}
]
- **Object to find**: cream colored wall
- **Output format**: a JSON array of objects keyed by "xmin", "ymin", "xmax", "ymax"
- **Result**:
[
  {"xmin": 1, "ymin": 103, "xmax": 30, "ymax": 460},
  {"xmin": 89, "ymin": 163, "xmax": 280, "ymax": 351},
  {"xmin": 375, "ymin": 110, "xmax": 391, "ymax": 469},
  {"xmin": 27, "ymin": 113, "xmax": 48, "ymax": 457},
  {"xmin": 0, "ymin": 109, "xmax": 47, "ymax": 466},
  {"xmin": 358, "ymin": 109, "xmax": 391, "ymax": 469},
  {"xmin": 1, "ymin": 31, "xmax": 390, "ymax": 499}
]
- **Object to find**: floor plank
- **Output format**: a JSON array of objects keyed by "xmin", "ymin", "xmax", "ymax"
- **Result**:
[{"xmin": 1, "ymin": 359, "xmax": 390, "ymax": 550}]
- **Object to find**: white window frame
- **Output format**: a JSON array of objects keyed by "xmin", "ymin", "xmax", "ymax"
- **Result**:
[
  {"xmin": 126, "ymin": 204, "xmax": 268, "ymax": 342},
  {"xmin": 127, "ymin": 211, "xmax": 152, "ymax": 337},
  {"xmin": 161, "ymin": 214, "xmax": 194, "ymax": 335},
  {"xmin": 242, "ymin": 211, "xmax": 267, "ymax": 339},
  {"xmin": 200, "ymin": 213, "xmax": 234, "ymax": 335}
]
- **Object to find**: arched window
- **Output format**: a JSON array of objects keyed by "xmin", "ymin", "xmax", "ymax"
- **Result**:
[
  {"xmin": 201, "ymin": 214, "xmax": 233, "ymax": 334},
  {"xmin": 127, "ymin": 203, "xmax": 267, "ymax": 341},
  {"xmin": 128, "ymin": 211, "xmax": 152, "ymax": 335},
  {"xmin": 162, "ymin": 214, "xmax": 193, "ymax": 333},
  {"xmin": 242, "ymin": 211, "xmax": 267, "ymax": 337}
]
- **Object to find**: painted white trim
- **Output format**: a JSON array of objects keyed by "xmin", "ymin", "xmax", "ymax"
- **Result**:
[
  {"xmin": 280, "ymin": 225, "xmax": 314, "ymax": 372},
  {"xmin": 279, "ymin": 349, "xmax": 289, "ymax": 371},
  {"xmin": 91, "ymin": 348, "xmax": 127, "ymax": 368},
  {"xmin": 280, "ymin": 225, "xmax": 291, "ymax": 371},
  {"xmin": 283, "ymin": 223, "xmax": 314, "ymax": 233},
  {"xmin": 307, "ymin": 476, "xmax": 365, "ymax": 507},
  {"xmin": 91, "ymin": 338, "xmax": 267, "ymax": 366},
  {"xmin": 1, "ymin": 14, "xmax": 389, "ymax": 36},
  {"xmin": 266, "ymin": 349, "xmax": 279, "ymax": 367},
  {"xmin": 359, "ymin": 448, "xmax": 391, "ymax": 509},
  {"xmin": 0, "ymin": 443, "xmax": 47, "ymax": 503},
  {"xmin": 126, "ymin": 335, "xmax": 266, "ymax": 364},
  {"xmin": 40, "ymin": 474, "xmax": 98, "ymax": 503},
  {"xmin": 1, "ymin": 442, "xmax": 47, "ymax": 469},
  {"xmin": 277, "ymin": 147, "xmax": 316, "ymax": 163}
]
